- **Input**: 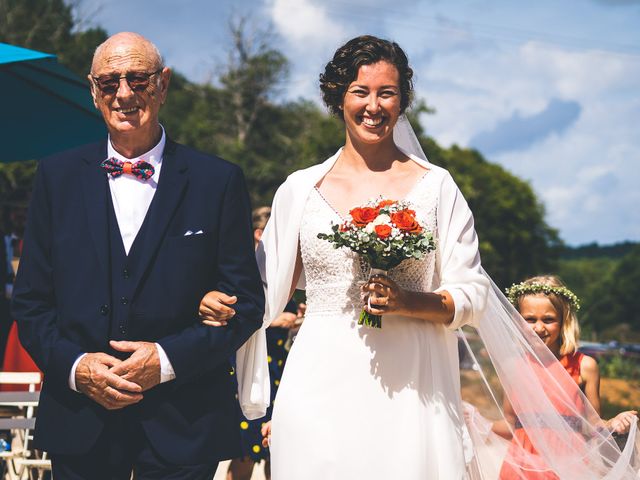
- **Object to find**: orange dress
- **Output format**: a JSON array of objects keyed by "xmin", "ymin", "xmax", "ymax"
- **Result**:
[
  {"xmin": 499, "ymin": 352, "xmax": 586, "ymax": 480},
  {"xmin": 1, "ymin": 321, "xmax": 41, "ymax": 391},
  {"xmin": 1, "ymin": 242, "xmax": 41, "ymax": 391}
]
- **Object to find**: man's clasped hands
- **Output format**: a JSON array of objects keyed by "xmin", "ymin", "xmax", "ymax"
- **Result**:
[{"xmin": 75, "ymin": 340, "xmax": 160, "ymax": 410}]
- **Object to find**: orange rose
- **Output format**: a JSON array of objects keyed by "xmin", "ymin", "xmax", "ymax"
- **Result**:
[
  {"xmin": 391, "ymin": 210, "xmax": 422, "ymax": 233},
  {"xmin": 377, "ymin": 199, "xmax": 396, "ymax": 209},
  {"xmin": 375, "ymin": 224, "xmax": 392, "ymax": 239},
  {"xmin": 350, "ymin": 207, "xmax": 379, "ymax": 227}
]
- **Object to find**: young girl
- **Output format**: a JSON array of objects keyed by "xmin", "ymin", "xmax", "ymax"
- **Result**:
[{"xmin": 497, "ymin": 275, "xmax": 637, "ymax": 479}]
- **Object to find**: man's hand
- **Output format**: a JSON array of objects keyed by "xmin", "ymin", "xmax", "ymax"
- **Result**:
[
  {"xmin": 199, "ymin": 290, "xmax": 237, "ymax": 327},
  {"xmin": 75, "ymin": 352, "xmax": 143, "ymax": 410},
  {"xmin": 109, "ymin": 341, "xmax": 161, "ymax": 392}
]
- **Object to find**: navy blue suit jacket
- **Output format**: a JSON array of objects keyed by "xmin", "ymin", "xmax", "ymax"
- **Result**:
[{"xmin": 11, "ymin": 139, "xmax": 264, "ymax": 463}]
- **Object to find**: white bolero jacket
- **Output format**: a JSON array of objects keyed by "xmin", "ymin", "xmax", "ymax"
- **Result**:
[{"xmin": 235, "ymin": 148, "xmax": 489, "ymax": 419}]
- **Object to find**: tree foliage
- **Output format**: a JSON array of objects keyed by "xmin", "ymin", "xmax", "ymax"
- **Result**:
[
  {"xmin": 0, "ymin": 0, "xmax": 107, "ymax": 76},
  {"xmin": 2, "ymin": 4, "xmax": 568, "ymax": 296},
  {"xmin": 0, "ymin": 0, "xmax": 108, "ymax": 220},
  {"xmin": 419, "ymin": 135, "xmax": 562, "ymax": 287},
  {"xmin": 560, "ymin": 245, "xmax": 640, "ymax": 341}
]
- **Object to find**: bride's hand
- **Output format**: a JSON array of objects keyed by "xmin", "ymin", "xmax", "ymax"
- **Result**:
[
  {"xmin": 361, "ymin": 274, "xmax": 409, "ymax": 316},
  {"xmin": 199, "ymin": 291, "xmax": 237, "ymax": 327}
]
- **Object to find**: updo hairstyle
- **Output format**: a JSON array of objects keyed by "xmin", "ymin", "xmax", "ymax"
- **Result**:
[{"xmin": 319, "ymin": 35, "xmax": 414, "ymax": 119}]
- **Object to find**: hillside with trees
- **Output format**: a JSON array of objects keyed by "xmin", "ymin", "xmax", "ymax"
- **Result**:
[
  {"xmin": 558, "ymin": 242, "xmax": 640, "ymax": 341},
  {"xmin": 2, "ymin": 0, "xmax": 637, "ymax": 341}
]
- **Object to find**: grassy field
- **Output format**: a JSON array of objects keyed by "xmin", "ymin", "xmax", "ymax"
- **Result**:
[{"xmin": 460, "ymin": 370, "xmax": 639, "ymax": 420}]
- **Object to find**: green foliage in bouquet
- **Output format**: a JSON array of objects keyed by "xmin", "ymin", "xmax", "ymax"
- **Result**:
[{"xmin": 318, "ymin": 200, "xmax": 436, "ymax": 327}]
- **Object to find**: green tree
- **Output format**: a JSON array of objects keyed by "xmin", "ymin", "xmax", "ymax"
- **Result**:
[
  {"xmin": 1, "ymin": 4, "xmax": 565, "ymax": 294},
  {"xmin": 0, "ymin": 0, "xmax": 107, "ymax": 214},
  {"xmin": 589, "ymin": 245, "xmax": 640, "ymax": 341},
  {"xmin": 556, "ymin": 243, "xmax": 640, "ymax": 341},
  {"xmin": 161, "ymin": 17, "xmax": 343, "ymax": 207},
  {"xmin": 0, "ymin": 0, "xmax": 107, "ymax": 76},
  {"xmin": 420, "ymin": 137, "xmax": 562, "ymax": 288}
]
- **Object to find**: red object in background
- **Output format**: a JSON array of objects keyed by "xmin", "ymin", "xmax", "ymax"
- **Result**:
[{"xmin": 1, "ymin": 321, "xmax": 41, "ymax": 391}]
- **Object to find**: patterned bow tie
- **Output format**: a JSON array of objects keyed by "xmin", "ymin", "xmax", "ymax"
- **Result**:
[{"xmin": 100, "ymin": 157, "xmax": 155, "ymax": 180}]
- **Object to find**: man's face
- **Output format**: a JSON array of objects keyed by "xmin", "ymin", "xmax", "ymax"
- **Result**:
[{"xmin": 89, "ymin": 38, "xmax": 170, "ymax": 141}]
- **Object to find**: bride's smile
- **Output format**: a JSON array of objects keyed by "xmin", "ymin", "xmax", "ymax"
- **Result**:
[{"xmin": 343, "ymin": 61, "xmax": 402, "ymax": 146}]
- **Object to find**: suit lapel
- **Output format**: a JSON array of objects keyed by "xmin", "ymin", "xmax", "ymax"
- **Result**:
[
  {"xmin": 81, "ymin": 141, "xmax": 110, "ymax": 278},
  {"xmin": 130, "ymin": 139, "xmax": 188, "ymax": 297}
]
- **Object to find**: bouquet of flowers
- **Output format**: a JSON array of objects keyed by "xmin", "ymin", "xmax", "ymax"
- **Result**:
[{"xmin": 318, "ymin": 198, "xmax": 436, "ymax": 328}]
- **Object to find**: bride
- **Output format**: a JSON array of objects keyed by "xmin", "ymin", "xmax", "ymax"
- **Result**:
[{"xmin": 200, "ymin": 36, "xmax": 639, "ymax": 479}]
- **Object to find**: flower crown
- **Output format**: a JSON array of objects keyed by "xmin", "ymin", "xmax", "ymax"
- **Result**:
[{"xmin": 505, "ymin": 282, "xmax": 581, "ymax": 312}]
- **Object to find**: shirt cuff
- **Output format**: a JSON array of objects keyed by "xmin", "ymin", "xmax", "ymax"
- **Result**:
[
  {"xmin": 156, "ymin": 343, "xmax": 176, "ymax": 383},
  {"xmin": 68, "ymin": 353, "xmax": 87, "ymax": 392}
]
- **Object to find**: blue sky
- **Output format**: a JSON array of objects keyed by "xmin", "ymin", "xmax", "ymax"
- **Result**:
[{"xmin": 80, "ymin": 0, "xmax": 640, "ymax": 246}]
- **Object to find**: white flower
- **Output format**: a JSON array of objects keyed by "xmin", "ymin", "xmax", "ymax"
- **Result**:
[
  {"xmin": 373, "ymin": 214, "xmax": 390, "ymax": 226},
  {"xmin": 365, "ymin": 223, "xmax": 375, "ymax": 234}
]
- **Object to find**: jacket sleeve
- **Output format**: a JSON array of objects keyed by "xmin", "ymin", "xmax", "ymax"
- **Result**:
[
  {"xmin": 11, "ymin": 161, "xmax": 85, "ymax": 389},
  {"xmin": 434, "ymin": 171, "xmax": 489, "ymax": 330},
  {"xmin": 157, "ymin": 166, "xmax": 265, "ymax": 385}
]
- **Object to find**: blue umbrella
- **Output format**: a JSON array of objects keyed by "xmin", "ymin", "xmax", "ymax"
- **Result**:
[{"xmin": 0, "ymin": 43, "xmax": 105, "ymax": 163}]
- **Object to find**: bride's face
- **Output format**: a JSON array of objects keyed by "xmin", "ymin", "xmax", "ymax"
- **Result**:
[{"xmin": 342, "ymin": 61, "xmax": 402, "ymax": 146}]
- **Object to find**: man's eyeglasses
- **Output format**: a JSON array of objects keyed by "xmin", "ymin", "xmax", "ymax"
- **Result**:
[{"xmin": 91, "ymin": 69, "xmax": 163, "ymax": 95}]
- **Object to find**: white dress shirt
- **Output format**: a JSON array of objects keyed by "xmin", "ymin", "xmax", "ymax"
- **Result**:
[{"xmin": 69, "ymin": 127, "xmax": 176, "ymax": 391}]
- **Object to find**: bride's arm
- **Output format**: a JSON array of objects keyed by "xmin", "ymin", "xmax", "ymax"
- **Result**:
[
  {"xmin": 363, "ymin": 277, "xmax": 454, "ymax": 324},
  {"xmin": 363, "ymin": 170, "xmax": 487, "ymax": 326}
]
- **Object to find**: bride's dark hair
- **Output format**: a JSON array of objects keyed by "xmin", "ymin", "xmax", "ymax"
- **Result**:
[{"xmin": 320, "ymin": 35, "xmax": 414, "ymax": 120}]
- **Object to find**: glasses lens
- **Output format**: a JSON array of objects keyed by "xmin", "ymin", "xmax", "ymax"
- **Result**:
[
  {"xmin": 126, "ymin": 72, "xmax": 152, "ymax": 91},
  {"xmin": 94, "ymin": 70, "xmax": 159, "ymax": 95},
  {"xmin": 96, "ymin": 76, "xmax": 119, "ymax": 95}
]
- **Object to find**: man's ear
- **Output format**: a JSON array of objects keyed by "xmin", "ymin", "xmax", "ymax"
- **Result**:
[
  {"xmin": 159, "ymin": 67, "xmax": 172, "ymax": 105},
  {"xmin": 87, "ymin": 75, "xmax": 98, "ymax": 109}
]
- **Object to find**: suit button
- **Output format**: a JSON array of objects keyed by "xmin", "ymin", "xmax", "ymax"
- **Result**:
[
  {"xmin": 99, "ymin": 305, "xmax": 109, "ymax": 315},
  {"xmin": 119, "ymin": 325, "xmax": 126, "ymax": 334},
  {"xmin": 120, "ymin": 296, "xmax": 129, "ymax": 305},
  {"xmin": 123, "ymin": 268, "xmax": 130, "ymax": 279}
]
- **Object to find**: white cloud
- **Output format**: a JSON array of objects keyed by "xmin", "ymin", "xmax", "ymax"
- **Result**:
[
  {"xmin": 268, "ymin": 0, "xmax": 345, "ymax": 51},
  {"xmin": 265, "ymin": 0, "xmax": 640, "ymax": 244},
  {"xmin": 267, "ymin": 0, "xmax": 348, "ymax": 99},
  {"xmin": 416, "ymin": 40, "xmax": 640, "ymax": 244}
]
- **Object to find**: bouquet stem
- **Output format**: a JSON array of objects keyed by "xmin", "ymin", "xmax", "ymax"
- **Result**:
[
  {"xmin": 359, "ymin": 309, "xmax": 382, "ymax": 328},
  {"xmin": 359, "ymin": 268, "xmax": 388, "ymax": 329}
]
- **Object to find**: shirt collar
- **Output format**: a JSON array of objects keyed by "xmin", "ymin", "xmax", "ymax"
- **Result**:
[{"xmin": 107, "ymin": 125, "xmax": 166, "ymax": 169}]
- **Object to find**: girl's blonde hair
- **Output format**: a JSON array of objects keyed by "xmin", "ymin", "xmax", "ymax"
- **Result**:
[{"xmin": 517, "ymin": 275, "xmax": 580, "ymax": 355}]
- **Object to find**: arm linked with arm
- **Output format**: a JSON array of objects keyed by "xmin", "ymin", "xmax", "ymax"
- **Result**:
[{"xmin": 157, "ymin": 167, "xmax": 264, "ymax": 386}]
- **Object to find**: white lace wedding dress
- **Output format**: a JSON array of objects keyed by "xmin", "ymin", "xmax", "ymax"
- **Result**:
[{"xmin": 270, "ymin": 171, "xmax": 470, "ymax": 480}]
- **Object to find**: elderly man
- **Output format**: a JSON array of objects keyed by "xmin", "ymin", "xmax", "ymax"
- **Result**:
[{"xmin": 12, "ymin": 32, "xmax": 264, "ymax": 479}]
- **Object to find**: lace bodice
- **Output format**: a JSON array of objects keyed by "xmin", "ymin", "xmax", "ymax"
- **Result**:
[{"xmin": 300, "ymin": 171, "xmax": 439, "ymax": 316}]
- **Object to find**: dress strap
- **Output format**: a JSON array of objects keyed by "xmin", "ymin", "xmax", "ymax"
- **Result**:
[{"xmin": 559, "ymin": 351, "xmax": 584, "ymax": 384}]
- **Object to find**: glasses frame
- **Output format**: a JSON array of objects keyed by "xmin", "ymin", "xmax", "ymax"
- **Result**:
[{"xmin": 91, "ymin": 68, "xmax": 164, "ymax": 96}]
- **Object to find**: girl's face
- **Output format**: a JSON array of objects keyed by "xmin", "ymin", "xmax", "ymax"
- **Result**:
[
  {"xmin": 519, "ymin": 295, "xmax": 562, "ymax": 354},
  {"xmin": 342, "ymin": 61, "xmax": 402, "ymax": 146}
]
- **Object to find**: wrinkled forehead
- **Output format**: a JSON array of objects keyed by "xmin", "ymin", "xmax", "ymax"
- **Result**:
[{"xmin": 92, "ymin": 42, "xmax": 159, "ymax": 75}]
